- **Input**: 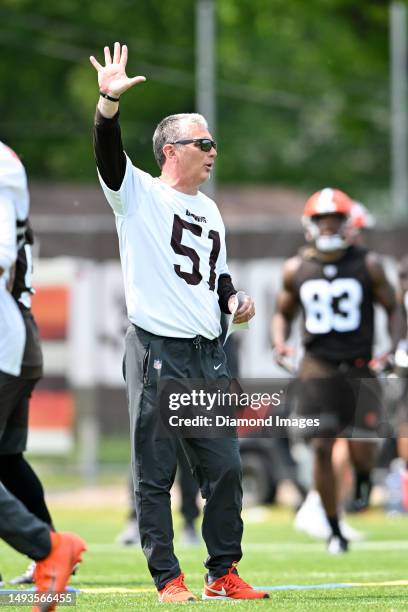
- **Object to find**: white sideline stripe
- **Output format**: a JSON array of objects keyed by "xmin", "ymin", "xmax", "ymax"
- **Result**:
[
  {"xmin": 246, "ymin": 541, "xmax": 408, "ymax": 552},
  {"xmin": 86, "ymin": 540, "xmax": 408, "ymax": 553},
  {"xmin": 78, "ymin": 580, "xmax": 408, "ymax": 595}
]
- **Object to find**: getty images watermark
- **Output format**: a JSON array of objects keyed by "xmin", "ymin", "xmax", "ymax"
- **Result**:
[
  {"xmin": 156, "ymin": 379, "xmax": 325, "ymax": 438},
  {"xmin": 166, "ymin": 388, "xmax": 319, "ymax": 430},
  {"xmin": 156, "ymin": 377, "xmax": 401, "ymax": 439}
]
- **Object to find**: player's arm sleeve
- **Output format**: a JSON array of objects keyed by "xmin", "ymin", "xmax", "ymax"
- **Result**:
[
  {"xmin": 94, "ymin": 109, "xmax": 153, "ymax": 217},
  {"xmin": 0, "ymin": 192, "xmax": 17, "ymax": 273},
  {"xmin": 93, "ymin": 109, "xmax": 126, "ymax": 191},
  {"xmin": 218, "ymin": 274, "xmax": 237, "ymax": 314},
  {"xmin": 216, "ymin": 225, "xmax": 237, "ymax": 313}
]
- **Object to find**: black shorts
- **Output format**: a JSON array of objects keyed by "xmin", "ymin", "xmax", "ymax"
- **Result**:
[
  {"xmin": 20, "ymin": 310, "xmax": 43, "ymax": 378},
  {"xmin": 0, "ymin": 372, "xmax": 39, "ymax": 454},
  {"xmin": 294, "ymin": 352, "xmax": 383, "ymax": 438}
]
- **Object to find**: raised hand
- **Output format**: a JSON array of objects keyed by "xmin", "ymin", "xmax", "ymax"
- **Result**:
[{"xmin": 90, "ymin": 42, "xmax": 146, "ymax": 98}]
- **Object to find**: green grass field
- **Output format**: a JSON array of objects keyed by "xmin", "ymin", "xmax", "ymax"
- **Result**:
[{"xmin": 1, "ymin": 503, "xmax": 408, "ymax": 610}]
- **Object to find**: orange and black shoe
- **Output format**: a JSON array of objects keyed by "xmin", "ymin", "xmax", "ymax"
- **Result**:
[
  {"xmin": 32, "ymin": 531, "xmax": 86, "ymax": 611},
  {"xmin": 158, "ymin": 573, "xmax": 197, "ymax": 603},
  {"xmin": 202, "ymin": 562, "xmax": 269, "ymax": 600}
]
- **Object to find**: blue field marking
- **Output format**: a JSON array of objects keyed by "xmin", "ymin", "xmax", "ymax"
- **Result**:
[
  {"xmin": 258, "ymin": 580, "xmax": 408, "ymax": 591},
  {"xmin": 258, "ymin": 583, "xmax": 354, "ymax": 591},
  {"xmin": 3, "ymin": 581, "xmax": 406, "ymax": 596},
  {"xmin": 0, "ymin": 587, "xmax": 78, "ymax": 594}
]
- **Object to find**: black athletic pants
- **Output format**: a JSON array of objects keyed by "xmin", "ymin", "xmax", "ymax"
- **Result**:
[
  {"xmin": 124, "ymin": 325, "xmax": 243, "ymax": 590},
  {"xmin": 126, "ymin": 444, "xmax": 200, "ymax": 525},
  {"xmin": 177, "ymin": 442, "xmax": 200, "ymax": 525},
  {"xmin": 0, "ymin": 373, "xmax": 51, "ymax": 560}
]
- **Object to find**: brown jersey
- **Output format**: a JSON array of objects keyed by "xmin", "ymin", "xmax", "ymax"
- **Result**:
[{"xmin": 293, "ymin": 245, "xmax": 374, "ymax": 362}]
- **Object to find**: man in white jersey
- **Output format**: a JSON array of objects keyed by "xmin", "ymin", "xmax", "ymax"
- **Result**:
[
  {"xmin": 0, "ymin": 141, "xmax": 27, "ymax": 377},
  {"xmin": 3, "ymin": 220, "xmax": 62, "ymax": 587},
  {"xmin": 90, "ymin": 43, "xmax": 268, "ymax": 602},
  {"xmin": 0, "ymin": 141, "xmax": 86, "ymax": 608}
]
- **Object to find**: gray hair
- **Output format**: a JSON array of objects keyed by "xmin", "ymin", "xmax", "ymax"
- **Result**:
[{"xmin": 152, "ymin": 113, "xmax": 208, "ymax": 169}]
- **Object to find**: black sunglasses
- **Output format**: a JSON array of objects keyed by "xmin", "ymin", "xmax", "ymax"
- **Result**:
[{"xmin": 169, "ymin": 138, "xmax": 217, "ymax": 152}]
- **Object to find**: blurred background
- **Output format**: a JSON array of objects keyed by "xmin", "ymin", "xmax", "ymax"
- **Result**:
[{"xmin": 2, "ymin": 0, "xmax": 407, "ymax": 511}]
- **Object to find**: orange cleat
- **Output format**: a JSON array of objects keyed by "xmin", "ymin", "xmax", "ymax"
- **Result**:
[
  {"xmin": 32, "ymin": 531, "xmax": 86, "ymax": 611},
  {"xmin": 158, "ymin": 573, "xmax": 197, "ymax": 602},
  {"xmin": 202, "ymin": 562, "xmax": 269, "ymax": 600}
]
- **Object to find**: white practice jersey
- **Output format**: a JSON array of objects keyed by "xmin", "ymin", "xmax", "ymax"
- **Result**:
[
  {"xmin": 0, "ymin": 142, "xmax": 28, "ymax": 375},
  {"xmin": 99, "ymin": 155, "xmax": 230, "ymax": 339},
  {"xmin": 0, "ymin": 142, "xmax": 29, "ymax": 222}
]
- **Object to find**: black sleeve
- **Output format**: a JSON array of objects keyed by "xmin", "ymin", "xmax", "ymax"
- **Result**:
[
  {"xmin": 93, "ymin": 108, "xmax": 126, "ymax": 191},
  {"xmin": 218, "ymin": 274, "xmax": 237, "ymax": 314}
]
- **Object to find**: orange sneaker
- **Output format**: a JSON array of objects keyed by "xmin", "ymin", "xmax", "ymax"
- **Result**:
[
  {"xmin": 202, "ymin": 562, "xmax": 269, "ymax": 600},
  {"xmin": 158, "ymin": 573, "xmax": 197, "ymax": 602},
  {"xmin": 32, "ymin": 531, "xmax": 86, "ymax": 611}
]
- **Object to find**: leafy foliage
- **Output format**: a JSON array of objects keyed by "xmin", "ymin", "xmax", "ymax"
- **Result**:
[{"xmin": 0, "ymin": 0, "xmax": 397, "ymax": 198}]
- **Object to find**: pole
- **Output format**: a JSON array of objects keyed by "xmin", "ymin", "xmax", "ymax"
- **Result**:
[
  {"xmin": 390, "ymin": 1, "xmax": 408, "ymax": 218},
  {"xmin": 196, "ymin": 0, "xmax": 216, "ymax": 199}
]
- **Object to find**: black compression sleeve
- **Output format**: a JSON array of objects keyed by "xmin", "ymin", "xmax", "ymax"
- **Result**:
[
  {"xmin": 93, "ymin": 109, "xmax": 126, "ymax": 191},
  {"xmin": 218, "ymin": 274, "xmax": 237, "ymax": 314}
]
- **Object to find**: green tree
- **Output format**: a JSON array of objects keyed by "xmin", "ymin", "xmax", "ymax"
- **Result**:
[{"xmin": 0, "ymin": 0, "xmax": 397, "ymax": 204}]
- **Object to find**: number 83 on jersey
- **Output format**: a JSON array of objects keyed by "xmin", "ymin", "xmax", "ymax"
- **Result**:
[{"xmin": 300, "ymin": 278, "xmax": 363, "ymax": 334}]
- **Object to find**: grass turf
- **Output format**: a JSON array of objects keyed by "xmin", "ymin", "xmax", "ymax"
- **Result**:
[{"xmin": 1, "ymin": 505, "xmax": 407, "ymax": 610}]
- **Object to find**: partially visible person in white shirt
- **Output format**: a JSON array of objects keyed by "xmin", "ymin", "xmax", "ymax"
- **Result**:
[{"xmin": 0, "ymin": 141, "xmax": 28, "ymax": 376}]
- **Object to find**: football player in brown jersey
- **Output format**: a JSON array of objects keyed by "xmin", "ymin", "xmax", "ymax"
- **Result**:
[{"xmin": 272, "ymin": 188, "xmax": 396, "ymax": 553}]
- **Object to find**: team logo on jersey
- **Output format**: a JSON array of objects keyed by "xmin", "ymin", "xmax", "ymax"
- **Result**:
[
  {"xmin": 323, "ymin": 264, "xmax": 338, "ymax": 278},
  {"xmin": 153, "ymin": 359, "xmax": 162, "ymax": 370},
  {"xmin": 186, "ymin": 209, "xmax": 207, "ymax": 223}
]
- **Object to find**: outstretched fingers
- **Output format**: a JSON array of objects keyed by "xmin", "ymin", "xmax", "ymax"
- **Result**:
[
  {"xmin": 89, "ymin": 55, "xmax": 102, "ymax": 71},
  {"xmin": 113, "ymin": 41, "xmax": 121, "ymax": 63},
  {"xmin": 129, "ymin": 75, "xmax": 147, "ymax": 86},
  {"xmin": 104, "ymin": 46, "xmax": 112, "ymax": 65},
  {"xmin": 90, "ymin": 44, "xmax": 147, "ymax": 90},
  {"xmin": 120, "ymin": 44, "xmax": 128, "ymax": 66}
]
